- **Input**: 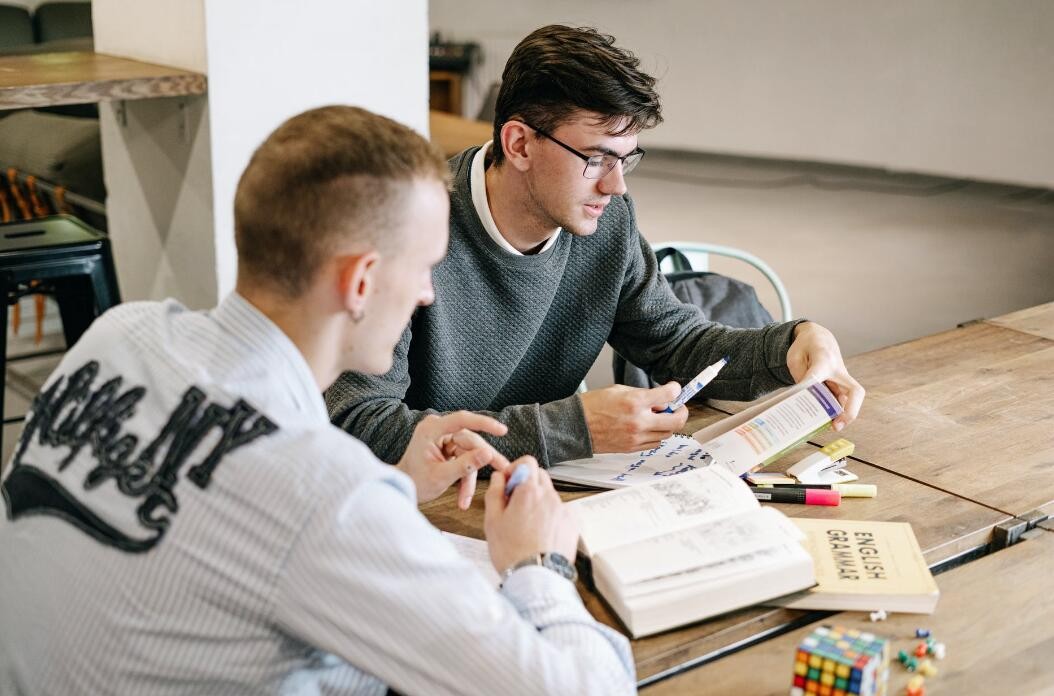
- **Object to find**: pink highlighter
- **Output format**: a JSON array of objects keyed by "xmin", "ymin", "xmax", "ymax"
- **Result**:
[{"xmin": 750, "ymin": 488, "xmax": 841, "ymax": 506}]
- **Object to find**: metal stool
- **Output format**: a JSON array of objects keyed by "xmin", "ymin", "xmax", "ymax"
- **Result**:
[{"xmin": 1, "ymin": 215, "xmax": 120, "ymax": 453}]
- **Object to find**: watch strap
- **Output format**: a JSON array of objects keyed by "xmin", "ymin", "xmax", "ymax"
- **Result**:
[{"xmin": 500, "ymin": 552, "xmax": 577, "ymax": 585}]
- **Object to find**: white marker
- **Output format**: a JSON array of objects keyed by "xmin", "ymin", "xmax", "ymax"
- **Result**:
[{"xmin": 660, "ymin": 357, "xmax": 728, "ymax": 413}]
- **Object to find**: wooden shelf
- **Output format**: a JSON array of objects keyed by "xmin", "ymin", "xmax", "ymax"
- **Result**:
[
  {"xmin": 0, "ymin": 51, "xmax": 206, "ymax": 110},
  {"xmin": 429, "ymin": 70, "xmax": 463, "ymax": 115}
]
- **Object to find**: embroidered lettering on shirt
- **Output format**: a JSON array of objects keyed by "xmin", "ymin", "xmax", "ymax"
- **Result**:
[{"xmin": 1, "ymin": 360, "xmax": 279, "ymax": 552}]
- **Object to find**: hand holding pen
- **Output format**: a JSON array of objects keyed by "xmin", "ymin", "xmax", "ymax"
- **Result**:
[
  {"xmin": 659, "ymin": 357, "xmax": 729, "ymax": 413},
  {"xmin": 485, "ymin": 457, "xmax": 580, "ymax": 575},
  {"xmin": 504, "ymin": 461, "xmax": 532, "ymax": 497},
  {"xmin": 580, "ymin": 381, "xmax": 690, "ymax": 453}
]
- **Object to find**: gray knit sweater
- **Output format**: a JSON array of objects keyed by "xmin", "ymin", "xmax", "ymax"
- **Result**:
[{"xmin": 326, "ymin": 147, "xmax": 801, "ymax": 466}]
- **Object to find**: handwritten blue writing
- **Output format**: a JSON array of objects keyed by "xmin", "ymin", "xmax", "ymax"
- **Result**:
[{"xmin": 613, "ymin": 458, "xmax": 647, "ymax": 482}]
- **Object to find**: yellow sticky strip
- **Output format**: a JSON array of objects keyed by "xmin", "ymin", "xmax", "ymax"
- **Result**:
[{"xmin": 820, "ymin": 438, "xmax": 854, "ymax": 460}]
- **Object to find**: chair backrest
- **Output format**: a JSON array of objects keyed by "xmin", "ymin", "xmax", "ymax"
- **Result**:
[
  {"xmin": 0, "ymin": 5, "xmax": 34, "ymax": 51},
  {"xmin": 654, "ymin": 242, "xmax": 792, "ymax": 321},
  {"xmin": 33, "ymin": 1, "xmax": 92, "ymax": 43},
  {"xmin": 658, "ymin": 250, "xmax": 775, "ymax": 330}
]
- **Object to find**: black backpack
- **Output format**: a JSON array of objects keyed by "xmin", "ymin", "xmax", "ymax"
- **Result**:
[{"xmin": 612, "ymin": 248, "xmax": 775, "ymax": 388}]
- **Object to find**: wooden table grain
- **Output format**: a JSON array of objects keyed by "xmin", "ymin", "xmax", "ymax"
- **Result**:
[
  {"xmin": 428, "ymin": 110, "xmax": 491, "ymax": 157},
  {"xmin": 643, "ymin": 529, "xmax": 1054, "ymax": 695},
  {"xmin": 808, "ymin": 321, "xmax": 1054, "ymax": 519},
  {"xmin": 421, "ymin": 306, "xmax": 1053, "ymax": 688},
  {"xmin": 0, "ymin": 51, "xmax": 206, "ymax": 110},
  {"xmin": 986, "ymin": 301, "xmax": 1054, "ymax": 341},
  {"xmin": 419, "ymin": 405, "xmax": 1008, "ymax": 686}
]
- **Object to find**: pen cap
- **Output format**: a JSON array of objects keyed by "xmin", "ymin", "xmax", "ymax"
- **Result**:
[
  {"xmin": 503, "ymin": 462, "xmax": 531, "ymax": 497},
  {"xmin": 803, "ymin": 489, "xmax": 841, "ymax": 506}
]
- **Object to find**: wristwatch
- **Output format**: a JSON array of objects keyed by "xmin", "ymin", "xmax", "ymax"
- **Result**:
[{"xmin": 502, "ymin": 552, "xmax": 578, "ymax": 584}]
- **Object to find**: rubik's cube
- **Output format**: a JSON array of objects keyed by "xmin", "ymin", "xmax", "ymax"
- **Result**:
[{"xmin": 791, "ymin": 625, "xmax": 890, "ymax": 696}]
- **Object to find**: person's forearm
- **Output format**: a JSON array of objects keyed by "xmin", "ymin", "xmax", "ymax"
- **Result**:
[
  {"xmin": 275, "ymin": 481, "xmax": 636, "ymax": 696},
  {"xmin": 500, "ymin": 566, "xmax": 636, "ymax": 695},
  {"xmin": 610, "ymin": 208, "xmax": 808, "ymax": 402},
  {"xmin": 648, "ymin": 319, "xmax": 808, "ymax": 401},
  {"xmin": 328, "ymin": 391, "xmax": 427, "ymax": 464},
  {"xmin": 328, "ymin": 388, "xmax": 592, "ymax": 467}
]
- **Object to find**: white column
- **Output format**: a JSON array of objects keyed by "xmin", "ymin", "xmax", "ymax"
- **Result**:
[{"xmin": 94, "ymin": 0, "xmax": 429, "ymax": 307}]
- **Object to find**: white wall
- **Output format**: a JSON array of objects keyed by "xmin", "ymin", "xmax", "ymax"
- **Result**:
[
  {"xmin": 202, "ymin": 0, "xmax": 429, "ymax": 300},
  {"xmin": 430, "ymin": 0, "xmax": 1054, "ymax": 188},
  {"xmin": 94, "ymin": 0, "xmax": 429, "ymax": 307},
  {"xmin": 94, "ymin": 1, "xmax": 206, "ymax": 73}
]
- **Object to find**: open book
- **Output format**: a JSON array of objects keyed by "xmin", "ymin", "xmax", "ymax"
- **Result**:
[
  {"xmin": 551, "ymin": 379, "xmax": 842, "ymax": 489},
  {"xmin": 569, "ymin": 466, "xmax": 815, "ymax": 638},
  {"xmin": 768, "ymin": 518, "xmax": 939, "ymax": 613},
  {"xmin": 442, "ymin": 532, "xmax": 500, "ymax": 587}
]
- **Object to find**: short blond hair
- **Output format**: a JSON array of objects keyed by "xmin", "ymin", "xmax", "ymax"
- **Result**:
[{"xmin": 235, "ymin": 106, "xmax": 448, "ymax": 297}]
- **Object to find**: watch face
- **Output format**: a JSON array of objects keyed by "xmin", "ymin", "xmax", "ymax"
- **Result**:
[{"xmin": 542, "ymin": 552, "xmax": 577, "ymax": 581}]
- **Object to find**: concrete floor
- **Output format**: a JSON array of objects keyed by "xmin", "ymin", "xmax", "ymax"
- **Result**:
[
  {"xmin": 3, "ymin": 152, "xmax": 1053, "ymax": 463},
  {"xmin": 2, "ymin": 328, "xmax": 64, "ymax": 471}
]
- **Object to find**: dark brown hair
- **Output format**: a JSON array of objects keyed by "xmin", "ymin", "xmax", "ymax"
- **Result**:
[
  {"xmin": 235, "ymin": 105, "xmax": 448, "ymax": 297},
  {"xmin": 491, "ymin": 25, "xmax": 662, "ymax": 166}
]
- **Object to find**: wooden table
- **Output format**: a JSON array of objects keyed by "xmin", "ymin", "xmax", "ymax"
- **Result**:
[
  {"xmin": 429, "ymin": 110, "xmax": 491, "ymax": 158},
  {"xmin": 644, "ymin": 528, "xmax": 1054, "ymax": 695},
  {"xmin": 807, "ymin": 320, "xmax": 1054, "ymax": 520},
  {"xmin": 420, "ymin": 408, "xmax": 1008, "ymax": 687},
  {"xmin": 986, "ymin": 301, "xmax": 1054, "ymax": 341},
  {"xmin": 0, "ymin": 51, "xmax": 206, "ymax": 110},
  {"xmin": 423, "ymin": 304, "xmax": 1052, "ymax": 688}
]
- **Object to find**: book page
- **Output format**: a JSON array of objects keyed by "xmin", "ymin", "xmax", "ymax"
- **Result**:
[
  {"xmin": 441, "ymin": 531, "xmax": 500, "ymax": 588},
  {"xmin": 570, "ymin": 466, "xmax": 758, "ymax": 556},
  {"xmin": 550, "ymin": 435, "xmax": 712, "ymax": 489},
  {"xmin": 620, "ymin": 538, "xmax": 809, "ymax": 601},
  {"xmin": 597, "ymin": 507, "xmax": 804, "ymax": 587},
  {"xmin": 692, "ymin": 380, "xmax": 842, "ymax": 476},
  {"xmin": 550, "ymin": 380, "xmax": 842, "ymax": 489},
  {"xmin": 691, "ymin": 379, "xmax": 815, "ymax": 443}
]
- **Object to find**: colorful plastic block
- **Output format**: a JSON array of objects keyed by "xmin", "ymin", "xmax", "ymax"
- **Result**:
[{"xmin": 791, "ymin": 626, "xmax": 890, "ymax": 696}]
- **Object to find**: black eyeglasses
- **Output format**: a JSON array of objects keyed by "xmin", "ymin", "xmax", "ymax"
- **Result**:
[{"xmin": 520, "ymin": 122, "xmax": 645, "ymax": 180}]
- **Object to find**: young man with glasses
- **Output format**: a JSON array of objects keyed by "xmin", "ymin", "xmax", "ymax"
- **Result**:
[{"xmin": 329, "ymin": 25, "xmax": 864, "ymax": 468}]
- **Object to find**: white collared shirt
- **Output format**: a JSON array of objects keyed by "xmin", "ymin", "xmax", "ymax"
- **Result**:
[
  {"xmin": 471, "ymin": 141, "xmax": 560, "ymax": 255},
  {"xmin": 0, "ymin": 294, "xmax": 633, "ymax": 695}
]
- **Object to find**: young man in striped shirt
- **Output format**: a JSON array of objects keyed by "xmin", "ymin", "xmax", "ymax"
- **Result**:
[{"xmin": 0, "ymin": 106, "xmax": 635, "ymax": 695}]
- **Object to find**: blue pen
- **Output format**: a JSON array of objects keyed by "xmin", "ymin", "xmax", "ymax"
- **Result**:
[
  {"xmin": 661, "ymin": 357, "xmax": 729, "ymax": 413},
  {"xmin": 504, "ymin": 462, "xmax": 531, "ymax": 497}
]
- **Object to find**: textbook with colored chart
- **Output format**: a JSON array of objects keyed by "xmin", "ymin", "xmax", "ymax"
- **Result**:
[
  {"xmin": 569, "ymin": 466, "xmax": 815, "ymax": 638},
  {"xmin": 551, "ymin": 378, "xmax": 842, "ymax": 489},
  {"xmin": 768, "ymin": 518, "xmax": 939, "ymax": 613}
]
